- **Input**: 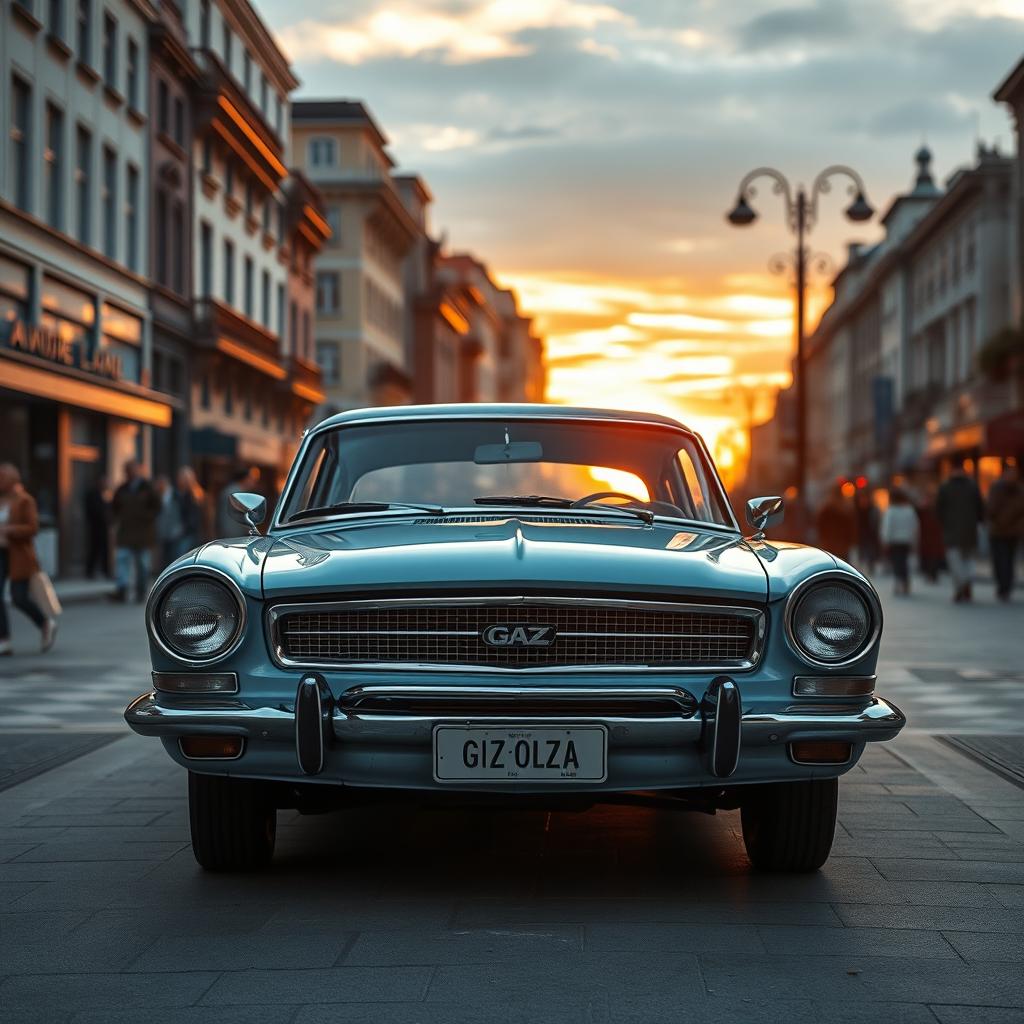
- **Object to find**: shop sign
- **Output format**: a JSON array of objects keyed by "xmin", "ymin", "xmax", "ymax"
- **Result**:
[{"xmin": 3, "ymin": 320, "xmax": 123, "ymax": 382}]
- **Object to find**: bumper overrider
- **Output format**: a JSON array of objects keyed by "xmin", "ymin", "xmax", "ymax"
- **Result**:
[{"xmin": 124, "ymin": 675, "xmax": 906, "ymax": 792}]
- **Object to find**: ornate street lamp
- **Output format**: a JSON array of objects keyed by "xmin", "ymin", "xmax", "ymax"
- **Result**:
[{"xmin": 726, "ymin": 166, "xmax": 874, "ymax": 513}]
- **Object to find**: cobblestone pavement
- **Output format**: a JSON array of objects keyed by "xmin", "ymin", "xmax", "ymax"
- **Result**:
[{"xmin": 0, "ymin": 578, "xmax": 1022, "ymax": 1022}]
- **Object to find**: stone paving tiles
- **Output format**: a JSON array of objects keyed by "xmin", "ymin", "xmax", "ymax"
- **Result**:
[{"xmin": 1, "ymin": 736, "xmax": 1024, "ymax": 1023}]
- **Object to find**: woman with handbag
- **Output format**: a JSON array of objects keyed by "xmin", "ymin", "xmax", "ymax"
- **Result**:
[{"xmin": 0, "ymin": 463, "xmax": 57, "ymax": 655}]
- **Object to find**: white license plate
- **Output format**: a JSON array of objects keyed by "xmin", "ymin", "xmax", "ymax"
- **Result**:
[{"xmin": 433, "ymin": 725, "xmax": 608, "ymax": 783}]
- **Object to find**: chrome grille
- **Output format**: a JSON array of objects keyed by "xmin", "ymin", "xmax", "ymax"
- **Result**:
[{"xmin": 271, "ymin": 598, "xmax": 762, "ymax": 670}]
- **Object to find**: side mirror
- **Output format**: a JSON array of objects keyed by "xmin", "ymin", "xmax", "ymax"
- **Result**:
[
  {"xmin": 229, "ymin": 491, "xmax": 267, "ymax": 535},
  {"xmin": 746, "ymin": 495, "xmax": 784, "ymax": 535}
]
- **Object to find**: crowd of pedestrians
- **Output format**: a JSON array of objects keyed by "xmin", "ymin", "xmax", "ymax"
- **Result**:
[{"xmin": 814, "ymin": 460, "xmax": 1024, "ymax": 602}]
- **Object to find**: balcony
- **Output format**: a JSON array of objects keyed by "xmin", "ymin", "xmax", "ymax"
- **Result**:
[{"xmin": 193, "ymin": 298, "xmax": 286, "ymax": 381}]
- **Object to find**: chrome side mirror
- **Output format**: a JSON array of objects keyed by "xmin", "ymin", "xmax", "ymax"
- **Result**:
[
  {"xmin": 229, "ymin": 492, "xmax": 267, "ymax": 536},
  {"xmin": 745, "ymin": 495, "xmax": 784, "ymax": 537}
]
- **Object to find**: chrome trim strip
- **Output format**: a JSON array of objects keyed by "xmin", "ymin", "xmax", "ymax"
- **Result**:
[
  {"xmin": 792, "ymin": 675, "xmax": 876, "ymax": 698},
  {"xmin": 782, "ymin": 570, "xmax": 883, "ymax": 670},
  {"xmin": 265, "ymin": 596, "xmax": 765, "ymax": 674},
  {"xmin": 146, "ymin": 566, "xmax": 248, "ymax": 668},
  {"xmin": 338, "ymin": 684, "xmax": 701, "ymax": 716}
]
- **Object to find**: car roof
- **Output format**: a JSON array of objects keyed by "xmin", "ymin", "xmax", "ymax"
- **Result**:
[{"xmin": 311, "ymin": 403, "xmax": 693, "ymax": 434}]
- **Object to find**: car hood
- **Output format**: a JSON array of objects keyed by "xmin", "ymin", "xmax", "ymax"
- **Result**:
[{"xmin": 255, "ymin": 515, "xmax": 769, "ymax": 603}]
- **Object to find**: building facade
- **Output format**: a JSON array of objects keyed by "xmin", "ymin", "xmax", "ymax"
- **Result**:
[
  {"xmin": 1, "ymin": 0, "xmax": 174, "ymax": 576},
  {"xmin": 796, "ymin": 142, "xmax": 1019, "ymax": 507},
  {"xmin": 292, "ymin": 100, "xmax": 418, "ymax": 411}
]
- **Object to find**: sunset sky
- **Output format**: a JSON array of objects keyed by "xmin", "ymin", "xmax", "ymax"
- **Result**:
[{"xmin": 261, "ymin": 0, "xmax": 1024, "ymax": 464}]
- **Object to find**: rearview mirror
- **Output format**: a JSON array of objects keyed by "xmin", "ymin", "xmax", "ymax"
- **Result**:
[
  {"xmin": 474, "ymin": 441, "xmax": 544, "ymax": 465},
  {"xmin": 229, "ymin": 491, "xmax": 267, "ymax": 535},
  {"xmin": 745, "ymin": 495, "xmax": 784, "ymax": 534}
]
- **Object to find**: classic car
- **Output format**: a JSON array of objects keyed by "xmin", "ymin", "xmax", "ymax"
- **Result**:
[{"xmin": 125, "ymin": 404, "xmax": 905, "ymax": 872}]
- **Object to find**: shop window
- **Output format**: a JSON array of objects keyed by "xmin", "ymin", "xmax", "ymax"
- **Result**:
[
  {"xmin": 100, "ymin": 301, "xmax": 142, "ymax": 383},
  {"xmin": 0, "ymin": 254, "xmax": 30, "ymax": 341},
  {"xmin": 40, "ymin": 273, "xmax": 94, "ymax": 357}
]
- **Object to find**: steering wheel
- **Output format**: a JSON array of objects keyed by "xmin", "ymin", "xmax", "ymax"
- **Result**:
[{"xmin": 571, "ymin": 491, "xmax": 647, "ymax": 508}]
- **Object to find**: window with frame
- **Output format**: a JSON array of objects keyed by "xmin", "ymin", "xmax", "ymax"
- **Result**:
[
  {"xmin": 244, "ymin": 256, "xmax": 254, "ymax": 317},
  {"xmin": 102, "ymin": 11, "xmax": 117, "ymax": 88},
  {"xmin": 126, "ymin": 38, "xmax": 139, "ymax": 109},
  {"xmin": 0, "ymin": 254, "xmax": 31, "ymax": 342},
  {"xmin": 75, "ymin": 124, "xmax": 91, "ymax": 243},
  {"xmin": 48, "ymin": 0, "xmax": 64, "ymax": 38},
  {"xmin": 99, "ymin": 301, "xmax": 142, "ymax": 382},
  {"xmin": 99, "ymin": 148, "xmax": 114, "ymax": 258},
  {"xmin": 309, "ymin": 137, "xmax": 337, "ymax": 167},
  {"xmin": 276, "ymin": 283, "xmax": 285, "ymax": 342},
  {"xmin": 41, "ymin": 274, "xmax": 95, "ymax": 357},
  {"xmin": 44, "ymin": 101, "xmax": 64, "ymax": 230},
  {"xmin": 316, "ymin": 341, "xmax": 340, "ymax": 385},
  {"xmin": 10, "ymin": 76, "xmax": 32, "ymax": 214},
  {"xmin": 316, "ymin": 271, "xmax": 340, "ymax": 313},
  {"xmin": 243, "ymin": 50, "xmax": 252, "ymax": 92},
  {"xmin": 222, "ymin": 22, "xmax": 232, "ymax": 70},
  {"xmin": 173, "ymin": 97, "xmax": 184, "ymax": 146},
  {"xmin": 171, "ymin": 200, "xmax": 184, "ymax": 293},
  {"xmin": 77, "ymin": 0, "xmax": 91, "ymax": 63},
  {"xmin": 157, "ymin": 78, "xmax": 169, "ymax": 135},
  {"xmin": 200, "ymin": 221, "xmax": 213, "ymax": 297},
  {"xmin": 325, "ymin": 205, "xmax": 341, "ymax": 245},
  {"xmin": 261, "ymin": 269, "xmax": 271, "ymax": 327},
  {"xmin": 223, "ymin": 238, "xmax": 235, "ymax": 303},
  {"xmin": 199, "ymin": 0, "xmax": 210, "ymax": 48},
  {"xmin": 260, "ymin": 74, "xmax": 268, "ymax": 113},
  {"xmin": 155, "ymin": 189, "xmax": 168, "ymax": 284},
  {"xmin": 126, "ymin": 164, "xmax": 139, "ymax": 272}
]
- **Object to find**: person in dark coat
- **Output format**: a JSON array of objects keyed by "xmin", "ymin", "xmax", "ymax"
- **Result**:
[
  {"xmin": 111, "ymin": 460, "xmax": 161, "ymax": 603},
  {"xmin": 84, "ymin": 475, "xmax": 112, "ymax": 578},
  {"xmin": 854, "ymin": 488, "xmax": 880, "ymax": 575},
  {"xmin": 816, "ymin": 484, "xmax": 857, "ymax": 562},
  {"xmin": 936, "ymin": 458, "xmax": 985, "ymax": 603},
  {"xmin": 916, "ymin": 483, "xmax": 945, "ymax": 583},
  {"xmin": 172, "ymin": 466, "xmax": 204, "ymax": 559},
  {"xmin": 987, "ymin": 463, "xmax": 1024, "ymax": 601}
]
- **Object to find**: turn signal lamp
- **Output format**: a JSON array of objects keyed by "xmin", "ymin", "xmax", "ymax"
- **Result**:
[
  {"xmin": 153, "ymin": 672, "xmax": 238, "ymax": 694},
  {"xmin": 179, "ymin": 736, "xmax": 244, "ymax": 759},
  {"xmin": 790, "ymin": 741, "xmax": 852, "ymax": 765}
]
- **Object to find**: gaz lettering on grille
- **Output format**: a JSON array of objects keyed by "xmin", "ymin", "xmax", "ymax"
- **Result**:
[{"xmin": 480, "ymin": 624, "xmax": 556, "ymax": 648}]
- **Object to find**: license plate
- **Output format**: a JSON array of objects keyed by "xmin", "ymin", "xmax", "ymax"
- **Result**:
[{"xmin": 433, "ymin": 725, "xmax": 608, "ymax": 783}]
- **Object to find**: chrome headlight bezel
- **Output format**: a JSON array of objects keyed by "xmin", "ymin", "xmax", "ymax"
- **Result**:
[
  {"xmin": 147, "ymin": 567, "xmax": 247, "ymax": 666},
  {"xmin": 784, "ymin": 570, "xmax": 881, "ymax": 669}
]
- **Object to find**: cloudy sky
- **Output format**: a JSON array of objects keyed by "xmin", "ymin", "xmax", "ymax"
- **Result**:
[{"xmin": 261, "ymin": 0, "xmax": 1024, "ymax": 461}]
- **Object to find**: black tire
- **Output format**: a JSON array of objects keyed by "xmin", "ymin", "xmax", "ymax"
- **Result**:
[
  {"xmin": 188, "ymin": 771, "xmax": 277, "ymax": 871},
  {"xmin": 740, "ymin": 778, "xmax": 838, "ymax": 872}
]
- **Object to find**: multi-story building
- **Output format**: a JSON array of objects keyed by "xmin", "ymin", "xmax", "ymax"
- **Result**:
[
  {"xmin": 181, "ymin": 0, "xmax": 328, "ymax": 501},
  {"xmin": 292, "ymin": 99, "xmax": 418, "ymax": 410},
  {"xmin": 0, "ymin": 0, "xmax": 175, "ymax": 575},
  {"xmin": 796, "ymin": 142, "xmax": 1017, "ymax": 504}
]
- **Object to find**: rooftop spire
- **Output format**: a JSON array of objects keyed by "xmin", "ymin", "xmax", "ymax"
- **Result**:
[{"xmin": 911, "ymin": 145, "xmax": 939, "ymax": 197}]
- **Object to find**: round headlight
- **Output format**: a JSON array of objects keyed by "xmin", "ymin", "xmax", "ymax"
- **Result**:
[
  {"xmin": 154, "ymin": 576, "xmax": 243, "ymax": 662},
  {"xmin": 789, "ymin": 581, "xmax": 874, "ymax": 665}
]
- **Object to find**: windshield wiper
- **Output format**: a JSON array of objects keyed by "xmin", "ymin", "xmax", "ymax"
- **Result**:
[
  {"xmin": 474, "ymin": 494, "xmax": 573, "ymax": 508},
  {"xmin": 474, "ymin": 495, "xmax": 653, "ymax": 525},
  {"xmin": 288, "ymin": 501, "xmax": 445, "ymax": 523}
]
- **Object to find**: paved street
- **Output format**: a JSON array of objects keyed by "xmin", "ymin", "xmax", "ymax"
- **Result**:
[{"xmin": 1, "ymin": 576, "xmax": 1023, "ymax": 1022}]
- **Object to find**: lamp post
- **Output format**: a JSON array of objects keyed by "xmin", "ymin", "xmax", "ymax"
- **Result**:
[{"xmin": 726, "ymin": 166, "xmax": 874, "ymax": 510}]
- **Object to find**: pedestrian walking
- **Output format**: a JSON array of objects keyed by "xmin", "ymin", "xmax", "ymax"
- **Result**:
[
  {"xmin": 0, "ymin": 463, "xmax": 57, "ymax": 655},
  {"xmin": 987, "ymin": 462, "xmax": 1024, "ymax": 602},
  {"xmin": 880, "ymin": 487, "xmax": 919, "ymax": 595},
  {"xmin": 111, "ymin": 460, "xmax": 161, "ymax": 603},
  {"xmin": 916, "ymin": 485, "xmax": 945, "ymax": 583},
  {"xmin": 936, "ymin": 458, "xmax": 985, "ymax": 603},
  {"xmin": 84, "ymin": 474, "xmax": 112, "ymax": 578},
  {"xmin": 154, "ymin": 476, "xmax": 180, "ymax": 571},
  {"xmin": 854, "ymin": 488, "xmax": 880, "ymax": 575},
  {"xmin": 174, "ymin": 467, "xmax": 205, "ymax": 556},
  {"xmin": 815, "ymin": 484, "xmax": 856, "ymax": 562},
  {"xmin": 216, "ymin": 465, "xmax": 259, "ymax": 538}
]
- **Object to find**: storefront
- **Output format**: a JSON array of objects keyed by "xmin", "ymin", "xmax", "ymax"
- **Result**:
[{"xmin": 0, "ymin": 251, "xmax": 173, "ymax": 578}]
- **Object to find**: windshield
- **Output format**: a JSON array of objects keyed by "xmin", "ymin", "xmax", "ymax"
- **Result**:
[{"xmin": 279, "ymin": 418, "xmax": 734, "ymax": 527}]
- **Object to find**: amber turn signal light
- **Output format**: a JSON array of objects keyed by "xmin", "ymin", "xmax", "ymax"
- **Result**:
[
  {"xmin": 790, "ymin": 741, "xmax": 852, "ymax": 765},
  {"xmin": 179, "ymin": 736, "xmax": 244, "ymax": 759}
]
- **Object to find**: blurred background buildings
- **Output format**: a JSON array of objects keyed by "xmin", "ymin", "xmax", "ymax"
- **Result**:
[{"xmin": 0, "ymin": 0, "xmax": 546, "ymax": 578}]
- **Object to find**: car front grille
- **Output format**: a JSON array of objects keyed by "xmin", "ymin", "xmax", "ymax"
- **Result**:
[{"xmin": 270, "ymin": 598, "xmax": 763, "ymax": 670}]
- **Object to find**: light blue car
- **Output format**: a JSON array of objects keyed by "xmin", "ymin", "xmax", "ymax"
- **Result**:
[{"xmin": 126, "ymin": 404, "xmax": 905, "ymax": 872}]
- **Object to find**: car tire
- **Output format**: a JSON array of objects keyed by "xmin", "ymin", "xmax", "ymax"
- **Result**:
[
  {"xmin": 188, "ymin": 771, "xmax": 277, "ymax": 871},
  {"xmin": 740, "ymin": 778, "xmax": 838, "ymax": 872}
]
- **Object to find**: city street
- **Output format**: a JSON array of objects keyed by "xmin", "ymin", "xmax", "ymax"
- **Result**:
[{"xmin": 1, "ymin": 575, "xmax": 1023, "ymax": 1023}]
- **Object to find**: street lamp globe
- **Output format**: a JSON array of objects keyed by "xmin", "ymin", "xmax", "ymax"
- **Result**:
[
  {"xmin": 726, "ymin": 196, "xmax": 757, "ymax": 226},
  {"xmin": 844, "ymin": 190, "xmax": 874, "ymax": 223}
]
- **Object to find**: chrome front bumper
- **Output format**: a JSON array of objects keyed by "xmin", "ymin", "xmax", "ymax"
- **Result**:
[{"xmin": 125, "ymin": 681, "xmax": 906, "ymax": 790}]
